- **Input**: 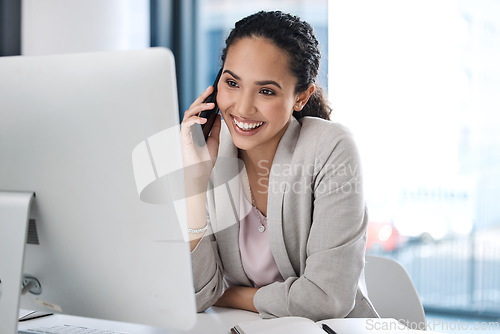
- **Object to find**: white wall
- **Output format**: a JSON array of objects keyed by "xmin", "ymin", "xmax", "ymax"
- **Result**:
[{"xmin": 22, "ymin": 0, "xmax": 149, "ymax": 56}]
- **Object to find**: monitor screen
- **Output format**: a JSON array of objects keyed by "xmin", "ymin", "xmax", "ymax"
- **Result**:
[{"xmin": 0, "ymin": 48, "xmax": 196, "ymax": 332}]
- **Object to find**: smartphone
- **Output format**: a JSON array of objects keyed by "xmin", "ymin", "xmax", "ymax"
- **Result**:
[{"xmin": 198, "ymin": 68, "xmax": 222, "ymax": 141}]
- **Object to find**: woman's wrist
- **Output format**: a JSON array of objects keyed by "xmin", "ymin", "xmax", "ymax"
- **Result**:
[{"xmin": 188, "ymin": 224, "xmax": 208, "ymax": 234}]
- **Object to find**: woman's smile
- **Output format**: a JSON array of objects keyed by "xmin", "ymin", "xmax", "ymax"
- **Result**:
[{"xmin": 230, "ymin": 114, "xmax": 266, "ymax": 136}]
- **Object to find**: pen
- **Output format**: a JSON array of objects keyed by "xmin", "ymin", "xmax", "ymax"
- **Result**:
[{"xmin": 322, "ymin": 323, "xmax": 338, "ymax": 334}]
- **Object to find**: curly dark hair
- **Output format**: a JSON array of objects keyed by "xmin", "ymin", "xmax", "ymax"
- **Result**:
[{"xmin": 221, "ymin": 10, "xmax": 331, "ymax": 121}]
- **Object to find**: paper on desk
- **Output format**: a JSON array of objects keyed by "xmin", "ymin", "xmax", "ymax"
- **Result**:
[
  {"xmin": 18, "ymin": 309, "xmax": 53, "ymax": 322},
  {"xmin": 235, "ymin": 317, "xmax": 445, "ymax": 334},
  {"xmin": 234, "ymin": 317, "xmax": 324, "ymax": 334},
  {"xmin": 321, "ymin": 318, "xmax": 444, "ymax": 333}
]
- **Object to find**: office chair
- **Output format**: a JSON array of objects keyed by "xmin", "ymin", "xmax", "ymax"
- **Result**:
[{"xmin": 364, "ymin": 255, "xmax": 426, "ymax": 330}]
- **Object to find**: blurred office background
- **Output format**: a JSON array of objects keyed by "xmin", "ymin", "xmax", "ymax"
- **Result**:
[
  {"xmin": 329, "ymin": 1, "xmax": 500, "ymax": 332},
  {"xmin": 1, "ymin": 0, "xmax": 499, "ymax": 331}
]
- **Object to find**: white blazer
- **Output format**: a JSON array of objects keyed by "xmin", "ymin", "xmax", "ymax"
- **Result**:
[{"xmin": 191, "ymin": 116, "xmax": 378, "ymax": 321}]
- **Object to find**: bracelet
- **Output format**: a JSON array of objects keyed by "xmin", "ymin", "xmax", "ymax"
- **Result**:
[{"xmin": 188, "ymin": 225, "xmax": 208, "ymax": 234}]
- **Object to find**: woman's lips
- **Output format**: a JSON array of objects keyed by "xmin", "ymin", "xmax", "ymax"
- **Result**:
[{"xmin": 231, "ymin": 115, "xmax": 266, "ymax": 136}]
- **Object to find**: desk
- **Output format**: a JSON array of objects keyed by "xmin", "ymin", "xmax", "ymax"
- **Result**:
[
  {"xmin": 17, "ymin": 307, "xmax": 261, "ymax": 334},
  {"xmin": 17, "ymin": 309, "xmax": 417, "ymax": 334}
]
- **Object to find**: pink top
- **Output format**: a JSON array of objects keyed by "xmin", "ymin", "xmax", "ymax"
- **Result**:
[{"xmin": 238, "ymin": 186, "xmax": 284, "ymax": 288}]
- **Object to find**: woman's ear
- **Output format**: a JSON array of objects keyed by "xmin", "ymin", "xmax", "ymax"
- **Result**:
[{"xmin": 293, "ymin": 83, "xmax": 316, "ymax": 111}]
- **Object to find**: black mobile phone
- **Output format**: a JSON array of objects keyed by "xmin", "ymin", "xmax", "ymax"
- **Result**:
[{"xmin": 198, "ymin": 68, "xmax": 222, "ymax": 141}]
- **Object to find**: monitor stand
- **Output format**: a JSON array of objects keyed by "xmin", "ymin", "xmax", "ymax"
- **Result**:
[{"xmin": 0, "ymin": 191, "xmax": 35, "ymax": 334}]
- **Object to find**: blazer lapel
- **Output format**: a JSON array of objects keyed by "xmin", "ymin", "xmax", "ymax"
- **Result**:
[{"xmin": 267, "ymin": 117, "xmax": 301, "ymax": 279}]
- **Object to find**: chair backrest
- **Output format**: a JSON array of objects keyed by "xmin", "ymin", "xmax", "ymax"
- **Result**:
[{"xmin": 364, "ymin": 255, "xmax": 426, "ymax": 330}]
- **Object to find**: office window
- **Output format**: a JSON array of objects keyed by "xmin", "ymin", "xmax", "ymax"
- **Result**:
[{"xmin": 330, "ymin": 0, "xmax": 500, "ymax": 319}]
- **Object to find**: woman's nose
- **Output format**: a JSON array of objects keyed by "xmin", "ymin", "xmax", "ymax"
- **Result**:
[{"xmin": 235, "ymin": 92, "xmax": 256, "ymax": 117}]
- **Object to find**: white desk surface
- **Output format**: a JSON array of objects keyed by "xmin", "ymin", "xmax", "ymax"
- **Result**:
[
  {"xmin": 17, "ymin": 309, "xmax": 417, "ymax": 334},
  {"xmin": 17, "ymin": 307, "xmax": 261, "ymax": 334}
]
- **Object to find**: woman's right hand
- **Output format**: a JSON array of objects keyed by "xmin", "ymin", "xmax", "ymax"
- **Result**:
[{"xmin": 181, "ymin": 85, "xmax": 222, "ymax": 190}]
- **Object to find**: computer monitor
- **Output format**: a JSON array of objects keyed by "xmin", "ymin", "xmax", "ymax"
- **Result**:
[{"xmin": 0, "ymin": 48, "xmax": 196, "ymax": 332}]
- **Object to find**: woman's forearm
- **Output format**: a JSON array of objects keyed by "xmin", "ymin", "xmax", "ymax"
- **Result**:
[
  {"xmin": 185, "ymin": 175, "xmax": 210, "ymax": 251},
  {"xmin": 213, "ymin": 286, "xmax": 259, "ymax": 313}
]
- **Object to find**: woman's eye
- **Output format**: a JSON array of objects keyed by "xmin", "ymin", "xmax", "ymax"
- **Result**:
[
  {"xmin": 260, "ymin": 88, "xmax": 275, "ymax": 96},
  {"xmin": 226, "ymin": 80, "xmax": 238, "ymax": 88}
]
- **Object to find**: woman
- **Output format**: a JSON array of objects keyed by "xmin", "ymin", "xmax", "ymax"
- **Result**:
[{"xmin": 181, "ymin": 10, "xmax": 378, "ymax": 321}]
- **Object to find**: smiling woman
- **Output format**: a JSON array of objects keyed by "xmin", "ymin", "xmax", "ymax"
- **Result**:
[
  {"xmin": 180, "ymin": 10, "xmax": 378, "ymax": 322},
  {"xmin": 218, "ymin": 37, "xmax": 307, "ymax": 155}
]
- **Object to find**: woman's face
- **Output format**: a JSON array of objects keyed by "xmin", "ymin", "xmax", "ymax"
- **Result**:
[{"xmin": 217, "ymin": 37, "xmax": 305, "ymax": 153}]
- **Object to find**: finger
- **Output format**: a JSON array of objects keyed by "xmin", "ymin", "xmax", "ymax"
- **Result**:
[
  {"xmin": 182, "ymin": 102, "xmax": 215, "ymax": 121},
  {"xmin": 181, "ymin": 117, "xmax": 207, "ymax": 134},
  {"xmin": 181, "ymin": 114, "xmax": 206, "ymax": 136},
  {"xmin": 183, "ymin": 102, "xmax": 214, "ymax": 119},
  {"xmin": 189, "ymin": 86, "xmax": 214, "ymax": 109}
]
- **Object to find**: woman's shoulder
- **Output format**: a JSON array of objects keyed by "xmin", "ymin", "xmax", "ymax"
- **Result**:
[
  {"xmin": 296, "ymin": 116, "xmax": 357, "ymax": 150},
  {"xmin": 290, "ymin": 117, "xmax": 362, "ymax": 173}
]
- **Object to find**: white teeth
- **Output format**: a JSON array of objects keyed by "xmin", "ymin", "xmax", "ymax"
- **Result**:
[{"xmin": 234, "ymin": 118, "xmax": 264, "ymax": 131}]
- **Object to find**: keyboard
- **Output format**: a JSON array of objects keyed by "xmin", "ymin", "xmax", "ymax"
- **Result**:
[{"xmin": 19, "ymin": 324, "xmax": 127, "ymax": 334}]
